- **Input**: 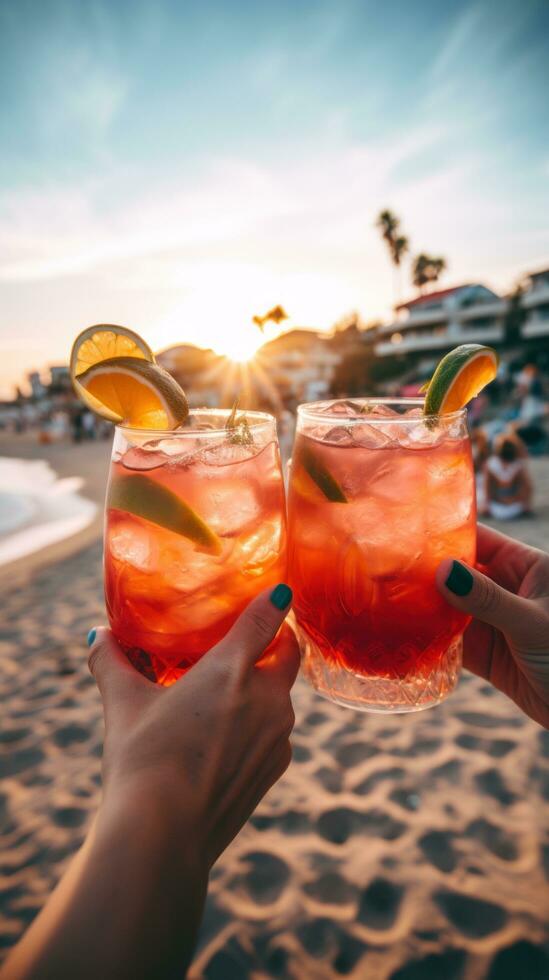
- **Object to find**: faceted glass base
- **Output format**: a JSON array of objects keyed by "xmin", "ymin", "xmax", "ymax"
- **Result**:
[
  {"xmin": 296, "ymin": 627, "xmax": 462, "ymax": 714},
  {"xmin": 123, "ymin": 644, "xmax": 191, "ymax": 686}
]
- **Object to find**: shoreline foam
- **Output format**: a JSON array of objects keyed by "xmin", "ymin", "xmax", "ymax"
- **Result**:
[{"xmin": 0, "ymin": 456, "xmax": 97, "ymax": 567}]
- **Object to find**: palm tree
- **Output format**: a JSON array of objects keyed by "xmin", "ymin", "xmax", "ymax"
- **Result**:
[
  {"xmin": 392, "ymin": 235, "xmax": 409, "ymax": 265},
  {"xmin": 376, "ymin": 210, "xmax": 409, "ymax": 303},
  {"xmin": 391, "ymin": 234, "xmax": 409, "ymax": 299},
  {"xmin": 252, "ymin": 305, "xmax": 289, "ymax": 334},
  {"xmin": 376, "ymin": 209, "xmax": 399, "ymax": 247},
  {"xmin": 411, "ymin": 254, "xmax": 447, "ymax": 294}
]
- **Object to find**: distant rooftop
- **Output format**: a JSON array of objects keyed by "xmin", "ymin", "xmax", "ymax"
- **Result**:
[
  {"xmin": 395, "ymin": 285, "xmax": 473, "ymax": 312},
  {"xmin": 259, "ymin": 328, "xmax": 323, "ymax": 353}
]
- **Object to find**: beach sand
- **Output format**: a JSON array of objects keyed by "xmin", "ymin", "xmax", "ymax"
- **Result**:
[{"xmin": 1, "ymin": 434, "xmax": 548, "ymax": 978}]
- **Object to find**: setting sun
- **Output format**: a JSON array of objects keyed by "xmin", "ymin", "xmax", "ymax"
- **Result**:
[
  {"xmin": 152, "ymin": 263, "xmax": 295, "ymax": 365},
  {"xmin": 217, "ymin": 323, "xmax": 266, "ymax": 363}
]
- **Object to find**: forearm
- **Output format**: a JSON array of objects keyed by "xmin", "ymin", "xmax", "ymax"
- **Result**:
[{"xmin": 2, "ymin": 786, "xmax": 208, "ymax": 980}]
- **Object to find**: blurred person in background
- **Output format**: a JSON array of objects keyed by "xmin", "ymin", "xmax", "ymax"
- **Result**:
[
  {"xmin": 514, "ymin": 363, "xmax": 548, "ymax": 455},
  {"xmin": 483, "ymin": 431, "xmax": 533, "ymax": 520},
  {"xmin": 82, "ymin": 410, "xmax": 96, "ymax": 440}
]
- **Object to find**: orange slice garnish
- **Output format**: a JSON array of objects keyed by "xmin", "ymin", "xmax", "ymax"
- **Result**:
[
  {"xmin": 77, "ymin": 356, "xmax": 189, "ymax": 429},
  {"xmin": 70, "ymin": 324, "xmax": 153, "ymax": 377}
]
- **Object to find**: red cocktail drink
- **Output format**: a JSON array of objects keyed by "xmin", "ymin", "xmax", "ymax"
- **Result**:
[
  {"xmin": 105, "ymin": 411, "xmax": 287, "ymax": 685},
  {"xmin": 288, "ymin": 400, "xmax": 476, "ymax": 712}
]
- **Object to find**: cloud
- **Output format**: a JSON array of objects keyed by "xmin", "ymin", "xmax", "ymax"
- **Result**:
[
  {"xmin": 429, "ymin": 2, "xmax": 485, "ymax": 81},
  {"xmin": 0, "ymin": 124, "xmax": 448, "ymax": 285},
  {"xmin": 0, "ymin": 110, "xmax": 547, "ymax": 366}
]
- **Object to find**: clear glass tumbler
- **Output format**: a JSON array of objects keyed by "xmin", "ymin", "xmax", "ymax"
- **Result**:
[
  {"xmin": 104, "ymin": 410, "xmax": 287, "ymax": 685},
  {"xmin": 287, "ymin": 399, "xmax": 476, "ymax": 712}
]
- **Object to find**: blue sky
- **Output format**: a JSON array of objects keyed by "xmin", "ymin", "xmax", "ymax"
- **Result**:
[{"xmin": 0, "ymin": 0, "xmax": 548, "ymax": 395}]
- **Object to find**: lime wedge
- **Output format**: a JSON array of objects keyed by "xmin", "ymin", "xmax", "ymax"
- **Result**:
[
  {"xmin": 108, "ymin": 474, "xmax": 222, "ymax": 554},
  {"xmin": 423, "ymin": 344, "xmax": 498, "ymax": 416},
  {"xmin": 298, "ymin": 443, "xmax": 348, "ymax": 503}
]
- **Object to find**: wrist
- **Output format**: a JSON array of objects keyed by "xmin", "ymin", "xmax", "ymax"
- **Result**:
[{"xmin": 98, "ymin": 771, "xmax": 209, "ymax": 881}]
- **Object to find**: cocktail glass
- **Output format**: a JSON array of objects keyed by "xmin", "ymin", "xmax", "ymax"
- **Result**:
[
  {"xmin": 104, "ymin": 410, "xmax": 287, "ymax": 685},
  {"xmin": 288, "ymin": 399, "xmax": 476, "ymax": 713}
]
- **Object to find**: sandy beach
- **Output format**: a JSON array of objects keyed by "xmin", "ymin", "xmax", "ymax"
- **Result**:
[{"xmin": 1, "ymin": 433, "xmax": 548, "ymax": 978}]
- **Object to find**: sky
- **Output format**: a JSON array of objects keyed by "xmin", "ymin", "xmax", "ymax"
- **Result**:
[{"xmin": 1, "ymin": 0, "xmax": 548, "ymax": 397}]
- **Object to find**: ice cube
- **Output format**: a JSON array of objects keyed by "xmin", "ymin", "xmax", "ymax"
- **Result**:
[
  {"xmin": 201, "ymin": 480, "xmax": 261, "ymax": 537},
  {"xmin": 170, "ymin": 592, "xmax": 234, "ymax": 634},
  {"xmin": 152, "ymin": 437, "xmax": 207, "ymax": 467},
  {"xmin": 397, "ymin": 421, "xmax": 441, "ymax": 449},
  {"xmin": 361, "ymin": 403, "xmax": 400, "ymax": 418},
  {"xmin": 428, "ymin": 493, "xmax": 473, "ymax": 531},
  {"xmin": 366, "ymin": 456, "xmax": 424, "ymax": 502},
  {"xmin": 358, "ymin": 404, "xmax": 412, "ymax": 441},
  {"xmin": 351, "ymin": 423, "xmax": 393, "ymax": 449},
  {"xmin": 199, "ymin": 442, "xmax": 258, "ymax": 466},
  {"xmin": 334, "ymin": 497, "xmax": 387, "ymax": 544},
  {"xmin": 109, "ymin": 518, "xmax": 158, "ymax": 571},
  {"xmin": 426, "ymin": 456, "xmax": 474, "ymax": 529},
  {"xmin": 164, "ymin": 544, "xmax": 230, "ymax": 595},
  {"xmin": 323, "ymin": 425, "xmax": 354, "ymax": 446},
  {"xmin": 122, "ymin": 446, "xmax": 168, "ymax": 471},
  {"xmin": 236, "ymin": 516, "xmax": 283, "ymax": 575},
  {"xmin": 321, "ymin": 399, "xmax": 363, "ymax": 417},
  {"xmin": 448, "ymin": 419, "xmax": 465, "ymax": 439},
  {"xmin": 152, "ymin": 438, "xmax": 194, "ymax": 457}
]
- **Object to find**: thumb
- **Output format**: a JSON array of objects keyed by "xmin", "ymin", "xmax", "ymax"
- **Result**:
[
  {"xmin": 88, "ymin": 627, "xmax": 155, "ymax": 728},
  {"xmin": 436, "ymin": 559, "xmax": 530, "ymax": 640},
  {"xmin": 212, "ymin": 583, "xmax": 293, "ymax": 668}
]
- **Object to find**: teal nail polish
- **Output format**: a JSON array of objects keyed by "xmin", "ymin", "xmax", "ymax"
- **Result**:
[
  {"xmin": 445, "ymin": 561, "xmax": 473, "ymax": 596},
  {"xmin": 270, "ymin": 584, "xmax": 292, "ymax": 610},
  {"xmin": 87, "ymin": 629, "xmax": 97, "ymax": 647}
]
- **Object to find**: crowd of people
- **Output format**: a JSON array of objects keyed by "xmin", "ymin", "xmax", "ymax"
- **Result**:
[{"xmin": 469, "ymin": 360, "xmax": 548, "ymax": 521}]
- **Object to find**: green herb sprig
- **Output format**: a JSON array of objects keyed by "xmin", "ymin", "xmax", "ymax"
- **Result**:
[{"xmin": 225, "ymin": 398, "xmax": 253, "ymax": 446}]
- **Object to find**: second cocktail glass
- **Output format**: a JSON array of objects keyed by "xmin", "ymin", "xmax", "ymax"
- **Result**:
[
  {"xmin": 288, "ymin": 399, "xmax": 476, "ymax": 713},
  {"xmin": 105, "ymin": 410, "xmax": 287, "ymax": 685}
]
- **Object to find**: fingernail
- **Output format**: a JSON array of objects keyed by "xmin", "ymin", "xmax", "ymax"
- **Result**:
[
  {"xmin": 270, "ymin": 583, "xmax": 293, "ymax": 610},
  {"xmin": 445, "ymin": 561, "xmax": 473, "ymax": 596},
  {"xmin": 87, "ymin": 629, "xmax": 97, "ymax": 647}
]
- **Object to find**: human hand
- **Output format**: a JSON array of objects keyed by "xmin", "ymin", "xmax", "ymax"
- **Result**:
[
  {"xmin": 2, "ymin": 588, "xmax": 299, "ymax": 980},
  {"xmin": 88, "ymin": 584, "xmax": 300, "ymax": 869},
  {"xmin": 436, "ymin": 524, "xmax": 549, "ymax": 728}
]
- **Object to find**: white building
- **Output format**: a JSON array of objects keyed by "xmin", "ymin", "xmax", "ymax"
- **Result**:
[
  {"xmin": 521, "ymin": 267, "xmax": 549, "ymax": 341},
  {"xmin": 27, "ymin": 370, "xmax": 46, "ymax": 399},
  {"xmin": 375, "ymin": 284, "xmax": 506, "ymax": 358},
  {"xmin": 375, "ymin": 269, "xmax": 549, "ymax": 360},
  {"xmin": 49, "ymin": 365, "xmax": 71, "ymax": 387}
]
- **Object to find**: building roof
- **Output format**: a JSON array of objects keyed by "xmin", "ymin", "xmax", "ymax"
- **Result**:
[
  {"xmin": 396, "ymin": 285, "xmax": 474, "ymax": 311},
  {"xmin": 259, "ymin": 328, "xmax": 323, "ymax": 353}
]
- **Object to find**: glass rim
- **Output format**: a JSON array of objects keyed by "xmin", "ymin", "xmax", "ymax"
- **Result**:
[
  {"xmin": 297, "ymin": 397, "xmax": 467, "ymax": 425},
  {"xmin": 115, "ymin": 407, "xmax": 276, "ymax": 438}
]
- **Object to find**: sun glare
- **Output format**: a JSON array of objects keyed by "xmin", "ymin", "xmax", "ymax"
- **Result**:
[
  {"xmin": 219, "ymin": 324, "xmax": 266, "ymax": 363},
  {"xmin": 154, "ymin": 264, "xmax": 289, "ymax": 365}
]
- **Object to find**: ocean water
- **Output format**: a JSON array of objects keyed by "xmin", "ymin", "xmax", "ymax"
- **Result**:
[{"xmin": 0, "ymin": 457, "xmax": 97, "ymax": 566}]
